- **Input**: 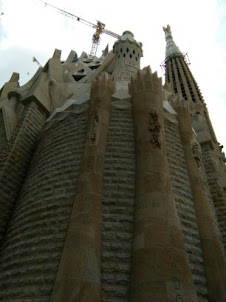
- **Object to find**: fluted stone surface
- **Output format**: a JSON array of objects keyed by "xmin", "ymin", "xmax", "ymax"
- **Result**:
[
  {"xmin": 50, "ymin": 74, "xmax": 115, "ymax": 302},
  {"xmin": 201, "ymin": 144, "xmax": 226, "ymax": 251},
  {"xmin": 0, "ymin": 107, "xmax": 87, "ymax": 301},
  {"xmin": 171, "ymin": 98, "xmax": 226, "ymax": 302},
  {"xmin": 0, "ymin": 28, "xmax": 225, "ymax": 302},
  {"xmin": 165, "ymin": 119, "xmax": 209, "ymax": 301},
  {"xmin": 0, "ymin": 102, "xmax": 47, "ymax": 246},
  {"xmin": 129, "ymin": 67, "xmax": 198, "ymax": 301},
  {"xmin": 101, "ymin": 107, "xmax": 136, "ymax": 301},
  {"xmin": 0, "ymin": 111, "xmax": 7, "ymax": 154}
]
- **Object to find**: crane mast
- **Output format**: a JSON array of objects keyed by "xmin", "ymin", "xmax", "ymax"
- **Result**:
[{"xmin": 38, "ymin": 0, "xmax": 120, "ymax": 56}]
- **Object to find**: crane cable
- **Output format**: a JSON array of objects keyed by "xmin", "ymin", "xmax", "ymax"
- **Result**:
[{"xmin": 36, "ymin": 0, "xmax": 120, "ymax": 55}]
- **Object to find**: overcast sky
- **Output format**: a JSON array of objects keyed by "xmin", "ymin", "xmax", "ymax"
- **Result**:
[{"xmin": 0, "ymin": 0, "xmax": 225, "ymax": 149}]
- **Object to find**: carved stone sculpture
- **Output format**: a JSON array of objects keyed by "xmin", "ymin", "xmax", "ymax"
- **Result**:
[{"xmin": 149, "ymin": 109, "xmax": 161, "ymax": 148}]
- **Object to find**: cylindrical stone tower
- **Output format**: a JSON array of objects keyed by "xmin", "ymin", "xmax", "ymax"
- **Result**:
[
  {"xmin": 0, "ymin": 25, "xmax": 225, "ymax": 302},
  {"xmin": 112, "ymin": 31, "xmax": 143, "ymax": 83}
]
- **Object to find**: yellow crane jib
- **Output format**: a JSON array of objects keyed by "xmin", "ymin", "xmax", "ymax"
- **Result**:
[{"xmin": 37, "ymin": 0, "xmax": 119, "ymax": 56}]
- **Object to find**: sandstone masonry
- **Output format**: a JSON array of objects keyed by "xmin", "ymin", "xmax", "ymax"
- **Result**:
[{"xmin": 0, "ymin": 28, "xmax": 225, "ymax": 302}]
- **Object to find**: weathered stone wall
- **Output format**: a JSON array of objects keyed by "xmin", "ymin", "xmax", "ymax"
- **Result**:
[
  {"xmin": 101, "ymin": 107, "xmax": 136, "ymax": 301},
  {"xmin": 0, "ymin": 110, "xmax": 7, "ymax": 154},
  {"xmin": 0, "ymin": 106, "xmax": 88, "ymax": 301},
  {"xmin": 0, "ymin": 101, "xmax": 47, "ymax": 246},
  {"xmin": 50, "ymin": 75, "xmax": 115, "ymax": 301},
  {"xmin": 201, "ymin": 144, "xmax": 226, "ymax": 251},
  {"xmin": 165, "ymin": 118, "xmax": 209, "ymax": 301}
]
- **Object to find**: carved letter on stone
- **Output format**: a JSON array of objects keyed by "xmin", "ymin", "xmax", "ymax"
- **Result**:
[{"xmin": 149, "ymin": 110, "xmax": 161, "ymax": 148}]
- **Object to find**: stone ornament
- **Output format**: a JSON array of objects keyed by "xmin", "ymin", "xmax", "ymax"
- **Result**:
[
  {"xmin": 189, "ymin": 102, "xmax": 204, "ymax": 112},
  {"xmin": 163, "ymin": 24, "xmax": 172, "ymax": 39},
  {"xmin": 128, "ymin": 66, "xmax": 162, "ymax": 96},
  {"xmin": 192, "ymin": 141, "xmax": 202, "ymax": 168},
  {"xmin": 87, "ymin": 72, "xmax": 115, "ymax": 147},
  {"xmin": 90, "ymin": 72, "xmax": 115, "ymax": 100},
  {"xmin": 89, "ymin": 113, "xmax": 99, "ymax": 145},
  {"xmin": 149, "ymin": 109, "xmax": 161, "ymax": 148},
  {"xmin": 163, "ymin": 24, "xmax": 182, "ymax": 59},
  {"xmin": 168, "ymin": 93, "xmax": 188, "ymax": 111}
]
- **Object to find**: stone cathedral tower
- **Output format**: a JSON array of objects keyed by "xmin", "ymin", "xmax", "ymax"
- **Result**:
[{"xmin": 0, "ymin": 28, "xmax": 225, "ymax": 302}]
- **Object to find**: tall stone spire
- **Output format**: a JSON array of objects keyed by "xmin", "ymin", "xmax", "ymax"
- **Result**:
[
  {"xmin": 163, "ymin": 25, "xmax": 182, "ymax": 59},
  {"xmin": 163, "ymin": 27, "xmax": 226, "ymax": 302},
  {"xmin": 163, "ymin": 25, "xmax": 203, "ymax": 103}
]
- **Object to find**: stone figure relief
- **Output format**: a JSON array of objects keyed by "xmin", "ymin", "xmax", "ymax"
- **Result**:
[
  {"xmin": 192, "ymin": 141, "xmax": 201, "ymax": 168},
  {"xmin": 89, "ymin": 113, "xmax": 99, "ymax": 145},
  {"xmin": 117, "ymin": 71, "xmax": 132, "ymax": 80},
  {"xmin": 189, "ymin": 102, "xmax": 203, "ymax": 112},
  {"xmin": 121, "ymin": 59, "xmax": 137, "ymax": 68},
  {"xmin": 163, "ymin": 24, "xmax": 172, "ymax": 39},
  {"xmin": 148, "ymin": 109, "xmax": 161, "ymax": 148},
  {"xmin": 117, "ymin": 60, "xmax": 138, "ymax": 80}
]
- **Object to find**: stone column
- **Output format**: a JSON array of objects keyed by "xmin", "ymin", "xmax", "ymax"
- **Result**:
[
  {"xmin": 50, "ymin": 73, "xmax": 115, "ymax": 302},
  {"xmin": 201, "ymin": 142, "xmax": 226, "ymax": 250},
  {"xmin": 203, "ymin": 106, "xmax": 217, "ymax": 143},
  {"xmin": 171, "ymin": 96, "xmax": 226, "ymax": 301},
  {"xmin": 0, "ymin": 100, "xmax": 47, "ymax": 246},
  {"xmin": 2, "ymin": 91, "xmax": 22, "ymax": 139},
  {"xmin": 129, "ymin": 67, "xmax": 198, "ymax": 301}
]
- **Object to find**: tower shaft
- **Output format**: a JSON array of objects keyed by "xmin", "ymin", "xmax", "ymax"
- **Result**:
[
  {"xmin": 164, "ymin": 25, "xmax": 226, "ymax": 302},
  {"xmin": 165, "ymin": 55, "xmax": 203, "ymax": 103}
]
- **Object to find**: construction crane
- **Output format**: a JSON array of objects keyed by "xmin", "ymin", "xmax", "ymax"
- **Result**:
[{"xmin": 37, "ymin": 0, "xmax": 120, "ymax": 56}]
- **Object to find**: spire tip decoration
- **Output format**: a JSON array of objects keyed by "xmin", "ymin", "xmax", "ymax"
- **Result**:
[
  {"xmin": 163, "ymin": 24, "xmax": 182, "ymax": 59},
  {"xmin": 163, "ymin": 25, "xmax": 172, "ymax": 39}
]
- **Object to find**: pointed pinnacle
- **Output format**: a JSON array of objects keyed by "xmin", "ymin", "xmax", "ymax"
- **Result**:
[
  {"xmin": 153, "ymin": 71, "xmax": 158, "ymax": 81},
  {"xmin": 142, "ymin": 65, "xmax": 152, "ymax": 75}
]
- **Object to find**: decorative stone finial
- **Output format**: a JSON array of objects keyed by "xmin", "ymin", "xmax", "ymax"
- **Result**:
[
  {"xmin": 163, "ymin": 25, "xmax": 172, "ymax": 39},
  {"xmin": 119, "ymin": 31, "xmax": 142, "ymax": 47},
  {"xmin": 129, "ymin": 66, "xmax": 162, "ymax": 96},
  {"xmin": 163, "ymin": 25, "xmax": 182, "ymax": 59},
  {"xmin": 9, "ymin": 72, "xmax": 19, "ymax": 83}
]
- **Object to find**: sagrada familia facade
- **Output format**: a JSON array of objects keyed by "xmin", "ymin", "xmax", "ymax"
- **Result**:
[{"xmin": 0, "ymin": 25, "xmax": 225, "ymax": 301}]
